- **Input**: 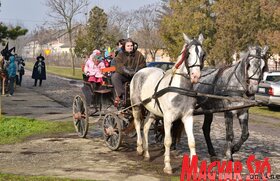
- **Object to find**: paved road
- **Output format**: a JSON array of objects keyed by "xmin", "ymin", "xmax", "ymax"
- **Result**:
[{"xmin": 1, "ymin": 70, "xmax": 279, "ymax": 180}]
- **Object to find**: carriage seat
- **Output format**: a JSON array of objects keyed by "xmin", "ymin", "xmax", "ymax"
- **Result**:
[{"xmin": 83, "ymin": 66, "xmax": 116, "ymax": 94}]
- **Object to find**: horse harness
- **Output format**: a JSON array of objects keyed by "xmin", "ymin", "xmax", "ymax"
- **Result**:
[
  {"xmin": 199, "ymin": 52, "xmax": 264, "ymax": 98},
  {"xmin": 144, "ymin": 40, "xmax": 205, "ymax": 113}
]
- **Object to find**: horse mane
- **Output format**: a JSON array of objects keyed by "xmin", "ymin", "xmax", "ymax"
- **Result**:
[{"xmin": 174, "ymin": 44, "xmax": 188, "ymax": 69}]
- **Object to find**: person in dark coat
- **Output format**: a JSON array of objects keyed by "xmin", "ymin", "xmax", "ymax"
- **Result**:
[
  {"xmin": 111, "ymin": 38, "xmax": 146, "ymax": 104},
  {"xmin": 32, "ymin": 54, "xmax": 46, "ymax": 86}
]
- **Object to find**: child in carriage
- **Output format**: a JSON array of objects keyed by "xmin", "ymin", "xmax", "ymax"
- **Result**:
[{"xmin": 84, "ymin": 49, "xmax": 105, "ymax": 85}]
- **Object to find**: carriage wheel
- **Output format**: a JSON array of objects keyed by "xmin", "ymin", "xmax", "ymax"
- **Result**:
[
  {"xmin": 103, "ymin": 113, "xmax": 122, "ymax": 151},
  {"xmin": 72, "ymin": 95, "xmax": 89, "ymax": 138}
]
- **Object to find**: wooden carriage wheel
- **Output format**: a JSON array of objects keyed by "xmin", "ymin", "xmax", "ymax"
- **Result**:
[
  {"xmin": 102, "ymin": 113, "xmax": 122, "ymax": 151},
  {"xmin": 72, "ymin": 95, "xmax": 89, "ymax": 138}
]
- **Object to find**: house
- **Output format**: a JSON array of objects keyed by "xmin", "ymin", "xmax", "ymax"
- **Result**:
[{"xmin": 22, "ymin": 25, "xmax": 82, "ymax": 60}]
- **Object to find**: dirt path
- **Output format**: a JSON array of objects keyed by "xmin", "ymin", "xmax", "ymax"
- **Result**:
[{"xmin": 1, "ymin": 70, "xmax": 279, "ymax": 180}]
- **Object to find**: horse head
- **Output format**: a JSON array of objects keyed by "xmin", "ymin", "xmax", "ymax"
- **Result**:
[
  {"xmin": 245, "ymin": 45, "xmax": 268, "ymax": 95},
  {"xmin": 176, "ymin": 33, "xmax": 205, "ymax": 83}
]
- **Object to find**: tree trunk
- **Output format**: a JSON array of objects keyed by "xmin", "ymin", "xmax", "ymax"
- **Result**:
[
  {"xmin": 68, "ymin": 30, "xmax": 75, "ymax": 76},
  {"xmin": 150, "ymin": 49, "xmax": 158, "ymax": 62}
]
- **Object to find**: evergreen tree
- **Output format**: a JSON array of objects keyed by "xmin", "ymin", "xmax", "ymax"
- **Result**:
[
  {"xmin": 257, "ymin": 0, "xmax": 280, "ymax": 55},
  {"xmin": 159, "ymin": 0, "xmax": 215, "ymax": 62},
  {"xmin": 75, "ymin": 6, "xmax": 111, "ymax": 56},
  {"xmin": 210, "ymin": 0, "xmax": 261, "ymax": 65},
  {"xmin": 0, "ymin": 24, "xmax": 28, "ymax": 45},
  {"xmin": 160, "ymin": 0, "xmax": 280, "ymax": 65}
]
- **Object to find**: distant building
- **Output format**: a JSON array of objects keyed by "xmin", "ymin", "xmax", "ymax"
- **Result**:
[{"xmin": 22, "ymin": 25, "xmax": 82, "ymax": 60}]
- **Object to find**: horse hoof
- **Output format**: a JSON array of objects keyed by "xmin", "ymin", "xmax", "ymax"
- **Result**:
[
  {"xmin": 210, "ymin": 156, "xmax": 220, "ymax": 162},
  {"xmin": 163, "ymin": 167, "xmax": 172, "ymax": 175},
  {"xmin": 143, "ymin": 156, "xmax": 150, "ymax": 161},
  {"xmin": 137, "ymin": 147, "xmax": 144, "ymax": 156}
]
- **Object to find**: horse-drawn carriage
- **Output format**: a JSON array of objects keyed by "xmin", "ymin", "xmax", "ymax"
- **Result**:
[
  {"xmin": 72, "ymin": 66, "xmax": 158, "ymax": 150},
  {"xmin": 72, "ymin": 34, "xmax": 269, "ymax": 174}
]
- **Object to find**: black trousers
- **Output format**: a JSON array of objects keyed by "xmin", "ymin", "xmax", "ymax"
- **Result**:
[
  {"xmin": 111, "ymin": 72, "xmax": 131, "ymax": 97},
  {"xmin": 18, "ymin": 73, "xmax": 23, "ymax": 86},
  {"xmin": 34, "ymin": 79, "xmax": 43, "ymax": 86}
]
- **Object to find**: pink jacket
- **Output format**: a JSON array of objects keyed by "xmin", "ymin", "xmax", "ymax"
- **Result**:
[{"xmin": 84, "ymin": 59, "xmax": 105, "ymax": 78}]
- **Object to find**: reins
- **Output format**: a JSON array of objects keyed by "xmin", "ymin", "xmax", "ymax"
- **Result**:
[{"xmin": 116, "ymin": 86, "xmax": 260, "ymax": 114}]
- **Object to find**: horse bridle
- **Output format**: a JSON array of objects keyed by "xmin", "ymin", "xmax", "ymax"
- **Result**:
[
  {"xmin": 184, "ymin": 40, "xmax": 205, "ymax": 70},
  {"xmin": 246, "ymin": 54, "xmax": 265, "ymax": 82},
  {"xmin": 173, "ymin": 40, "xmax": 205, "ymax": 76},
  {"xmin": 236, "ymin": 51, "xmax": 265, "ymax": 96}
]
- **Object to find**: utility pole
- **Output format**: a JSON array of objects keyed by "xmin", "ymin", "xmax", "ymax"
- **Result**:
[{"xmin": 126, "ymin": 26, "xmax": 130, "ymax": 38}]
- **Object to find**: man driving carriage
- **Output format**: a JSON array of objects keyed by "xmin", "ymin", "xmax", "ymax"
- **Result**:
[
  {"xmin": 111, "ymin": 38, "xmax": 146, "ymax": 105},
  {"xmin": 81, "ymin": 38, "xmax": 145, "ymax": 115}
]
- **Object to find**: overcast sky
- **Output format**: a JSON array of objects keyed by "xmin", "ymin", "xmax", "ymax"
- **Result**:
[{"xmin": 0, "ymin": 0, "xmax": 160, "ymax": 31}]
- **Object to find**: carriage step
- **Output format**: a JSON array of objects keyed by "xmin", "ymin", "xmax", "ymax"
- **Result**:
[{"xmin": 94, "ymin": 89, "xmax": 112, "ymax": 94}]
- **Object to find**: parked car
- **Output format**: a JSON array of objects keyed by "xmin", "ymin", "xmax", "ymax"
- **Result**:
[
  {"xmin": 147, "ymin": 61, "xmax": 175, "ymax": 71},
  {"xmin": 255, "ymin": 71, "xmax": 280, "ymax": 109}
]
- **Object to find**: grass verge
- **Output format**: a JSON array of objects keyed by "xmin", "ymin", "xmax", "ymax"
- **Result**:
[
  {"xmin": 25, "ymin": 62, "xmax": 83, "ymax": 80},
  {"xmin": 0, "ymin": 116, "xmax": 74, "ymax": 145},
  {"xmin": 0, "ymin": 173, "xmax": 92, "ymax": 181},
  {"xmin": 249, "ymin": 106, "xmax": 280, "ymax": 119}
]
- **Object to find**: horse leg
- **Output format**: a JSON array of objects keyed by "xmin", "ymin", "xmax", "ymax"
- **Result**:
[
  {"xmin": 182, "ymin": 114, "xmax": 196, "ymax": 162},
  {"xmin": 132, "ymin": 105, "xmax": 144, "ymax": 156},
  {"xmin": 143, "ymin": 113, "xmax": 156, "ymax": 161},
  {"xmin": 232, "ymin": 109, "xmax": 249, "ymax": 154},
  {"xmin": 202, "ymin": 113, "xmax": 218, "ymax": 161},
  {"xmin": 163, "ymin": 116, "xmax": 173, "ymax": 174},
  {"xmin": 224, "ymin": 111, "xmax": 234, "ymax": 161}
]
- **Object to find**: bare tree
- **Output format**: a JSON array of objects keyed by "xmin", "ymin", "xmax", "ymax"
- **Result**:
[
  {"xmin": 45, "ymin": 0, "xmax": 89, "ymax": 75},
  {"xmin": 133, "ymin": 4, "xmax": 164, "ymax": 61},
  {"xmin": 107, "ymin": 6, "xmax": 136, "ymax": 39}
]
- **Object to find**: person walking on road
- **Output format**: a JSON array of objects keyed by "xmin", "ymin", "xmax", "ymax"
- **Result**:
[
  {"xmin": 32, "ymin": 54, "xmax": 46, "ymax": 87},
  {"xmin": 16, "ymin": 55, "xmax": 25, "ymax": 86},
  {"xmin": 7, "ymin": 55, "xmax": 16, "ymax": 96}
]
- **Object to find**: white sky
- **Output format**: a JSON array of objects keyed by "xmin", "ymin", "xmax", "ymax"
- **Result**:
[{"xmin": 0, "ymin": 0, "xmax": 160, "ymax": 31}]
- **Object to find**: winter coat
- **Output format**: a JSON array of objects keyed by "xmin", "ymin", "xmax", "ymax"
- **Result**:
[
  {"xmin": 32, "ymin": 60, "xmax": 46, "ymax": 80},
  {"xmin": 115, "ymin": 50, "xmax": 146, "ymax": 77},
  {"xmin": 84, "ymin": 59, "xmax": 105, "ymax": 78},
  {"xmin": 7, "ymin": 55, "xmax": 16, "ymax": 78}
]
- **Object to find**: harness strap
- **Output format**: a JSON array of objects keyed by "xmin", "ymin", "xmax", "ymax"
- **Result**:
[
  {"xmin": 142, "ymin": 86, "xmax": 198, "ymax": 105},
  {"xmin": 153, "ymin": 73, "xmax": 165, "ymax": 113}
]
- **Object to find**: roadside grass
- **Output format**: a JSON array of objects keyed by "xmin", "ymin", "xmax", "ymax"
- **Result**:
[
  {"xmin": 249, "ymin": 106, "xmax": 280, "ymax": 119},
  {"xmin": 0, "ymin": 116, "xmax": 74, "ymax": 144},
  {"xmin": 25, "ymin": 62, "xmax": 83, "ymax": 80},
  {"xmin": 0, "ymin": 173, "xmax": 93, "ymax": 181}
]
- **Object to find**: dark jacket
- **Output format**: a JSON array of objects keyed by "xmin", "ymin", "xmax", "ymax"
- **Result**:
[
  {"xmin": 32, "ymin": 60, "xmax": 46, "ymax": 80},
  {"xmin": 115, "ymin": 50, "xmax": 146, "ymax": 77}
]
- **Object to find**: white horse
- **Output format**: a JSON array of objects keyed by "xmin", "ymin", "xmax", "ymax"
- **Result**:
[{"xmin": 130, "ymin": 33, "xmax": 205, "ymax": 174}]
